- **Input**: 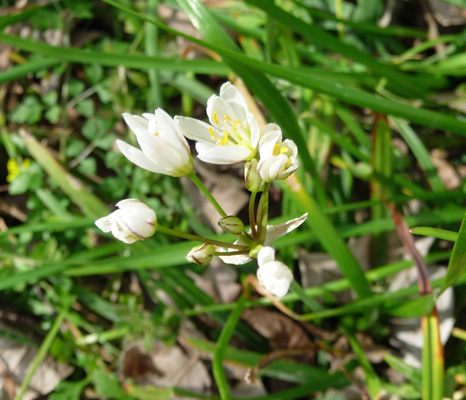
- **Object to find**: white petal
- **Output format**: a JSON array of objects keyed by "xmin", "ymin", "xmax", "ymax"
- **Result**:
[
  {"xmin": 257, "ymin": 261, "xmax": 293, "ymax": 298},
  {"xmin": 207, "ymin": 96, "xmax": 241, "ymax": 131},
  {"xmin": 258, "ymin": 246, "xmax": 275, "ymax": 267},
  {"xmin": 219, "ymin": 82, "xmax": 249, "ymax": 117},
  {"xmin": 155, "ymin": 109, "xmax": 190, "ymax": 151},
  {"xmin": 264, "ymin": 213, "xmax": 308, "ymax": 246},
  {"xmin": 122, "ymin": 113, "xmax": 149, "ymax": 138},
  {"xmin": 116, "ymin": 140, "xmax": 173, "ymax": 175},
  {"xmin": 219, "ymin": 253, "xmax": 253, "ymax": 265},
  {"xmin": 116, "ymin": 199, "xmax": 148, "ymax": 209},
  {"xmin": 175, "ymin": 116, "xmax": 221, "ymax": 144},
  {"xmin": 195, "ymin": 142, "xmax": 253, "ymax": 165},
  {"xmin": 95, "ymin": 216, "xmax": 112, "ymax": 233}
]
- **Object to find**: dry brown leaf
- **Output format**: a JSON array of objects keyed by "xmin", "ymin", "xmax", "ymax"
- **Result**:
[
  {"xmin": 0, "ymin": 334, "xmax": 73, "ymax": 400},
  {"xmin": 242, "ymin": 308, "xmax": 312, "ymax": 350}
]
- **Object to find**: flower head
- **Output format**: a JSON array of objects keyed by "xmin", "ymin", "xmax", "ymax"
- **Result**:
[
  {"xmin": 117, "ymin": 109, "xmax": 193, "ymax": 177},
  {"xmin": 186, "ymin": 243, "xmax": 215, "ymax": 265},
  {"xmin": 257, "ymin": 124, "xmax": 299, "ymax": 182},
  {"xmin": 175, "ymin": 82, "xmax": 260, "ymax": 165},
  {"xmin": 257, "ymin": 246, "xmax": 293, "ymax": 298},
  {"xmin": 95, "ymin": 199, "xmax": 157, "ymax": 244}
]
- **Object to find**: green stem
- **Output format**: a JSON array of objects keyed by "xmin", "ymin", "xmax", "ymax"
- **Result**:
[
  {"xmin": 14, "ymin": 303, "xmax": 70, "ymax": 400},
  {"xmin": 157, "ymin": 224, "xmax": 247, "ymax": 250},
  {"xmin": 249, "ymin": 191, "xmax": 258, "ymax": 238},
  {"xmin": 256, "ymin": 183, "xmax": 271, "ymax": 242},
  {"xmin": 189, "ymin": 172, "xmax": 227, "ymax": 218}
]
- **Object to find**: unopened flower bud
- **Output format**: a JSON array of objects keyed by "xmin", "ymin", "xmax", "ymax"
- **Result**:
[
  {"xmin": 244, "ymin": 158, "xmax": 265, "ymax": 192},
  {"xmin": 186, "ymin": 243, "xmax": 215, "ymax": 265},
  {"xmin": 218, "ymin": 216, "xmax": 245, "ymax": 235},
  {"xmin": 95, "ymin": 199, "xmax": 157, "ymax": 244}
]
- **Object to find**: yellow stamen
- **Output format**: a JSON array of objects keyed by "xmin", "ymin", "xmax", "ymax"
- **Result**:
[
  {"xmin": 232, "ymin": 120, "xmax": 241, "ymax": 130},
  {"xmin": 224, "ymin": 114, "xmax": 231, "ymax": 122},
  {"xmin": 154, "ymin": 132, "xmax": 159, "ymax": 136},
  {"xmin": 280, "ymin": 146, "xmax": 289, "ymax": 154},
  {"xmin": 209, "ymin": 127, "xmax": 216, "ymax": 140},
  {"xmin": 220, "ymin": 131, "xmax": 229, "ymax": 145},
  {"xmin": 213, "ymin": 110, "xmax": 219, "ymax": 124},
  {"xmin": 273, "ymin": 144, "xmax": 280, "ymax": 156}
]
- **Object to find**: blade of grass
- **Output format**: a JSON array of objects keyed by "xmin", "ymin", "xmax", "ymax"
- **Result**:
[
  {"xmin": 440, "ymin": 211, "xmax": 466, "ymax": 292},
  {"xmin": 422, "ymin": 308, "xmax": 444, "ymax": 400},
  {"xmin": 145, "ymin": 0, "xmax": 163, "ymax": 109},
  {"xmin": 14, "ymin": 302, "xmax": 70, "ymax": 400},
  {"xmin": 246, "ymin": 0, "xmax": 428, "ymax": 98},
  {"xmin": 410, "ymin": 227, "xmax": 458, "ymax": 242},
  {"xmin": 21, "ymin": 130, "xmax": 108, "ymax": 219},
  {"xmin": 341, "ymin": 326, "xmax": 382, "ymax": 398},
  {"xmin": 392, "ymin": 118, "xmax": 445, "ymax": 193},
  {"xmin": 212, "ymin": 296, "xmax": 246, "ymax": 400},
  {"xmin": 0, "ymin": 33, "xmax": 230, "ymax": 75},
  {"xmin": 281, "ymin": 175, "xmax": 372, "ymax": 298},
  {"xmin": 0, "ymin": 58, "xmax": 60, "ymax": 84}
]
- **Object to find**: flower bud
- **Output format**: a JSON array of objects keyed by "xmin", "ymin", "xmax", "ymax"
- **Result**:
[
  {"xmin": 218, "ymin": 216, "xmax": 245, "ymax": 235},
  {"xmin": 244, "ymin": 158, "xmax": 265, "ymax": 192},
  {"xmin": 186, "ymin": 243, "xmax": 215, "ymax": 265},
  {"xmin": 95, "ymin": 199, "xmax": 157, "ymax": 244},
  {"xmin": 256, "ymin": 246, "xmax": 293, "ymax": 298}
]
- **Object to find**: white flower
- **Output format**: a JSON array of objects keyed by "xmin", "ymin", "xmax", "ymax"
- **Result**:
[
  {"xmin": 95, "ymin": 199, "xmax": 157, "ymax": 244},
  {"xmin": 219, "ymin": 213, "xmax": 308, "ymax": 265},
  {"xmin": 257, "ymin": 247, "xmax": 293, "ymax": 298},
  {"xmin": 175, "ymin": 82, "xmax": 260, "ymax": 165},
  {"xmin": 116, "ymin": 109, "xmax": 193, "ymax": 177},
  {"xmin": 257, "ymin": 124, "xmax": 299, "ymax": 182}
]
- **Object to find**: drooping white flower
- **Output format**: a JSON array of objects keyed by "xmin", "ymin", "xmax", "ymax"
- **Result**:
[
  {"xmin": 219, "ymin": 213, "xmax": 308, "ymax": 265},
  {"xmin": 175, "ymin": 82, "xmax": 260, "ymax": 165},
  {"xmin": 95, "ymin": 199, "xmax": 157, "ymax": 244},
  {"xmin": 117, "ymin": 109, "xmax": 193, "ymax": 177},
  {"xmin": 257, "ymin": 123, "xmax": 299, "ymax": 182},
  {"xmin": 256, "ymin": 246, "xmax": 293, "ymax": 298}
]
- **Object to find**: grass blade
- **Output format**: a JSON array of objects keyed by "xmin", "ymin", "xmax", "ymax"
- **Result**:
[{"xmin": 441, "ymin": 211, "xmax": 466, "ymax": 291}]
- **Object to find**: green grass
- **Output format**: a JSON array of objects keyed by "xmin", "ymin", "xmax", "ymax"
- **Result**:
[{"xmin": 1, "ymin": 0, "xmax": 466, "ymax": 399}]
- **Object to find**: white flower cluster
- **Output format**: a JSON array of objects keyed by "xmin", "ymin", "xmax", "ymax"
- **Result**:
[{"xmin": 95, "ymin": 81, "xmax": 305, "ymax": 298}]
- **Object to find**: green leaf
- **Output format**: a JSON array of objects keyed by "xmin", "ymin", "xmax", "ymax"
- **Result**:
[
  {"xmin": 45, "ymin": 105, "xmax": 62, "ymax": 124},
  {"xmin": 441, "ymin": 211, "xmax": 466, "ymax": 291},
  {"xmin": 92, "ymin": 370, "xmax": 126, "ymax": 399},
  {"xmin": 50, "ymin": 379, "xmax": 89, "ymax": 400},
  {"xmin": 76, "ymin": 99, "xmax": 94, "ymax": 117},
  {"xmin": 384, "ymin": 294, "xmax": 435, "ymax": 317},
  {"xmin": 126, "ymin": 385, "xmax": 174, "ymax": 400},
  {"xmin": 410, "ymin": 227, "xmax": 458, "ymax": 242},
  {"xmin": 10, "ymin": 96, "xmax": 43, "ymax": 124}
]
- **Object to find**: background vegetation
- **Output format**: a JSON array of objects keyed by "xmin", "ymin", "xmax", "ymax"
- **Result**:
[{"xmin": 1, "ymin": 0, "xmax": 466, "ymax": 399}]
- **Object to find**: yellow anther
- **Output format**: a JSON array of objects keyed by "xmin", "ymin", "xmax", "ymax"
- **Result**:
[
  {"xmin": 280, "ymin": 146, "xmax": 289, "ymax": 154},
  {"xmin": 224, "ymin": 114, "xmax": 231, "ymax": 122},
  {"xmin": 273, "ymin": 144, "xmax": 281, "ymax": 156},
  {"xmin": 209, "ymin": 127, "xmax": 216, "ymax": 140},
  {"xmin": 154, "ymin": 132, "xmax": 159, "ymax": 136},
  {"xmin": 220, "ymin": 131, "xmax": 229, "ymax": 145},
  {"xmin": 232, "ymin": 120, "xmax": 241, "ymax": 130},
  {"xmin": 213, "ymin": 110, "xmax": 219, "ymax": 124}
]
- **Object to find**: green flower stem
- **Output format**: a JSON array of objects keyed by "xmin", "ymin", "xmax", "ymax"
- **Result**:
[
  {"xmin": 14, "ymin": 302, "xmax": 70, "ymax": 400},
  {"xmin": 156, "ymin": 224, "xmax": 247, "ymax": 250},
  {"xmin": 256, "ymin": 183, "xmax": 271, "ymax": 242},
  {"xmin": 188, "ymin": 172, "xmax": 227, "ymax": 218},
  {"xmin": 249, "ymin": 190, "xmax": 258, "ymax": 238}
]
